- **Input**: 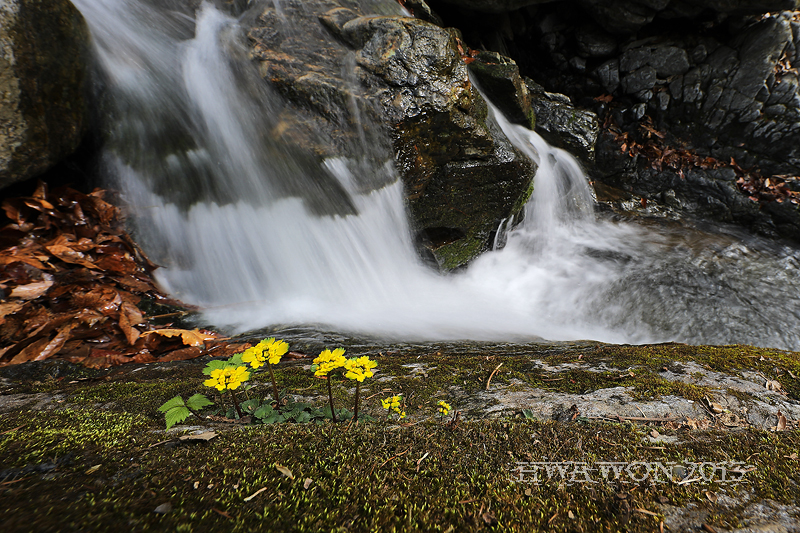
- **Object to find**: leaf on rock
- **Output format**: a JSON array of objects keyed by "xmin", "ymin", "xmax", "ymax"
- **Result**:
[
  {"xmin": 275, "ymin": 464, "xmax": 294, "ymax": 480},
  {"xmin": 158, "ymin": 346, "xmax": 204, "ymax": 362},
  {"xmin": 179, "ymin": 430, "xmax": 217, "ymax": 442},
  {"xmin": 141, "ymin": 328, "xmax": 220, "ymax": 347},
  {"xmin": 776, "ymin": 411, "xmax": 788, "ymax": 431}
]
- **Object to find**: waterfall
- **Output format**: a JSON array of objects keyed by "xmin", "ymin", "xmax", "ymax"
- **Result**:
[{"xmin": 73, "ymin": 0, "xmax": 800, "ymax": 350}]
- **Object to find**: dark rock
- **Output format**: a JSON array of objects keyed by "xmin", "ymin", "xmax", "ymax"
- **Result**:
[
  {"xmin": 526, "ymin": 80, "xmax": 599, "ymax": 164},
  {"xmin": 619, "ymin": 45, "xmax": 689, "ymax": 77},
  {"xmin": 575, "ymin": 24, "xmax": 618, "ymax": 58},
  {"xmin": 248, "ymin": 0, "xmax": 536, "ymax": 270},
  {"xmin": 430, "ymin": 0, "xmax": 555, "ymax": 13},
  {"xmin": 468, "ymin": 50, "xmax": 535, "ymax": 128},
  {"xmin": 0, "ymin": 0, "xmax": 90, "ymax": 190},
  {"xmin": 620, "ymin": 66, "xmax": 657, "ymax": 94},
  {"xmin": 595, "ymin": 60, "xmax": 620, "ymax": 92}
]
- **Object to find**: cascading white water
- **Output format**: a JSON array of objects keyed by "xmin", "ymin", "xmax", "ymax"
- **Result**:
[{"xmin": 74, "ymin": 0, "xmax": 800, "ymax": 350}]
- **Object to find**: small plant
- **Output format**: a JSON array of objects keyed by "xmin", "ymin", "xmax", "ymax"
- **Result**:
[
  {"xmin": 159, "ymin": 393, "xmax": 214, "ymax": 430},
  {"xmin": 203, "ymin": 362, "xmax": 250, "ymax": 418},
  {"xmin": 381, "ymin": 395, "xmax": 406, "ymax": 420},
  {"xmin": 344, "ymin": 355, "xmax": 377, "ymax": 423},
  {"xmin": 311, "ymin": 348, "xmax": 347, "ymax": 422},
  {"xmin": 241, "ymin": 337, "xmax": 288, "ymax": 404},
  {"xmin": 437, "ymin": 400, "xmax": 452, "ymax": 419},
  {"xmin": 158, "ymin": 340, "xmax": 380, "ymax": 429}
]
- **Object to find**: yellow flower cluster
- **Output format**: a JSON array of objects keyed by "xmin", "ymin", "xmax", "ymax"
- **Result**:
[
  {"xmin": 344, "ymin": 356, "xmax": 378, "ymax": 382},
  {"xmin": 203, "ymin": 366, "xmax": 250, "ymax": 391},
  {"xmin": 241, "ymin": 337, "xmax": 289, "ymax": 369},
  {"xmin": 381, "ymin": 395, "xmax": 405, "ymax": 419},
  {"xmin": 313, "ymin": 348, "xmax": 347, "ymax": 377},
  {"xmin": 437, "ymin": 400, "xmax": 452, "ymax": 417}
]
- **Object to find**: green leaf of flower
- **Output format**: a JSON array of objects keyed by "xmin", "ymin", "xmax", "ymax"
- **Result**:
[
  {"xmin": 185, "ymin": 394, "xmax": 213, "ymax": 411},
  {"xmin": 202, "ymin": 359, "xmax": 228, "ymax": 376},
  {"xmin": 254, "ymin": 404, "xmax": 275, "ymax": 420},
  {"xmin": 240, "ymin": 398, "xmax": 261, "ymax": 413},
  {"xmin": 228, "ymin": 352, "xmax": 246, "ymax": 367},
  {"xmin": 158, "ymin": 395, "xmax": 186, "ymax": 413},
  {"xmin": 165, "ymin": 406, "xmax": 192, "ymax": 430},
  {"xmin": 294, "ymin": 411, "xmax": 311, "ymax": 423}
]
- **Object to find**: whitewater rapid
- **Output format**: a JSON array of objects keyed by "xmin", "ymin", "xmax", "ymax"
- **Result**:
[{"xmin": 72, "ymin": 0, "xmax": 800, "ymax": 350}]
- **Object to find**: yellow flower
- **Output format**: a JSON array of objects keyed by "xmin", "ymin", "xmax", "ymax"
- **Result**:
[
  {"xmin": 263, "ymin": 337, "xmax": 289, "ymax": 365},
  {"xmin": 241, "ymin": 337, "xmax": 289, "ymax": 369},
  {"xmin": 240, "ymin": 346, "xmax": 264, "ymax": 369},
  {"xmin": 344, "ymin": 356, "xmax": 377, "ymax": 382},
  {"xmin": 312, "ymin": 348, "xmax": 347, "ymax": 377},
  {"xmin": 203, "ymin": 366, "xmax": 250, "ymax": 391},
  {"xmin": 381, "ymin": 395, "xmax": 405, "ymax": 419},
  {"xmin": 438, "ymin": 400, "xmax": 452, "ymax": 417}
]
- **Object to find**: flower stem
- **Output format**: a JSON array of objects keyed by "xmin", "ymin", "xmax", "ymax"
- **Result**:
[
  {"xmin": 268, "ymin": 364, "xmax": 280, "ymax": 405},
  {"xmin": 353, "ymin": 382, "xmax": 360, "ymax": 424},
  {"xmin": 230, "ymin": 390, "xmax": 244, "ymax": 419},
  {"xmin": 327, "ymin": 377, "xmax": 338, "ymax": 423}
]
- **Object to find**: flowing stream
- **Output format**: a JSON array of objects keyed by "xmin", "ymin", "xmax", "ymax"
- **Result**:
[{"xmin": 73, "ymin": 0, "xmax": 800, "ymax": 350}]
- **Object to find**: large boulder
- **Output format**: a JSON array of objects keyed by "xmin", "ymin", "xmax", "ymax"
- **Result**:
[
  {"xmin": 245, "ymin": 0, "xmax": 535, "ymax": 269},
  {"xmin": 0, "ymin": 0, "xmax": 90, "ymax": 190}
]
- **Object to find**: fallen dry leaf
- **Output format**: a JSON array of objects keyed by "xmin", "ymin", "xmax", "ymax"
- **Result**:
[
  {"xmin": 141, "ymin": 328, "xmax": 220, "ymax": 347},
  {"xmin": 9, "ymin": 337, "xmax": 51, "ymax": 364},
  {"xmin": 275, "ymin": 464, "xmax": 294, "ymax": 480},
  {"xmin": 34, "ymin": 322, "xmax": 76, "ymax": 362},
  {"xmin": 776, "ymin": 411, "xmax": 788, "ymax": 431},
  {"xmin": 45, "ymin": 242, "xmax": 99, "ymax": 269},
  {"xmin": 9, "ymin": 279, "xmax": 53, "ymax": 300},
  {"xmin": 765, "ymin": 380, "xmax": 784, "ymax": 392},
  {"xmin": 704, "ymin": 396, "xmax": 724, "ymax": 414},
  {"xmin": 0, "ymin": 302, "xmax": 24, "ymax": 319},
  {"xmin": 243, "ymin": 487, "xmax": 268, "ymax": 502},
  {"xmin": 179, "ymin": 431, "xmax": 217, "ymax": 442}
]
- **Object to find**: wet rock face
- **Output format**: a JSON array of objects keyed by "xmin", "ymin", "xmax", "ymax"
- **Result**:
[
  {"xmin": 246, "ymin": 0, "xmax": 535, "ymax": 270},
  {"xmin": 433, "ymin": 0, "xmax": 800, "ymax": 241},
  {"xmin": 0, "ymin": 0, "xmax": 90, "ymax": 189}
]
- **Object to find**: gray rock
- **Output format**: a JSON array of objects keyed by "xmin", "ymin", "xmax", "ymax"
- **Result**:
[
  {"xmin": 0, "ymin": 0, "xmax": 90, "ymax": 190},
  {"xmin": 620, "ymin": 45, "xmax": 689, "ymax": 77},
  {"xmin": 621, "ymin": 66, "xmax": 657, "ymax": 93},
  {"xmin": 575, "ymin": 25, "xmax": 618, "ymax": 58},
  {"xmin": 527, "ymin": 84, "xmax": 599, "ymax": 164},
  {"xmin": 595, "ymin": 59, "xmax": 620, "ymax": 92},
  {"xmin": 468, "ymin": 50, "xmax": 535, "ymax": 128}
]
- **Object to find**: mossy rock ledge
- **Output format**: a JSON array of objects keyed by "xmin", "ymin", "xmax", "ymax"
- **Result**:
[{"xmin": 1, "ymin": 340, "xmax": 799, "ymax": 531}]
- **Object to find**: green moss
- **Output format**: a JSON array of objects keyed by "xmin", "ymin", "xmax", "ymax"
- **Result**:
[
  {"xmin": 3, "ymin": 342, "xmax": 800, "ymax": 531},
  {"xmin": 429, "ymin": 234, "xmax": 489, "ymax": 271},
  {"xmin": 543, "ymin": 343, "xmax": 800, "ymax": 400},
  {"xmin": 2, "ymin": 405, "xmax": 798, "ymax": 532}
]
